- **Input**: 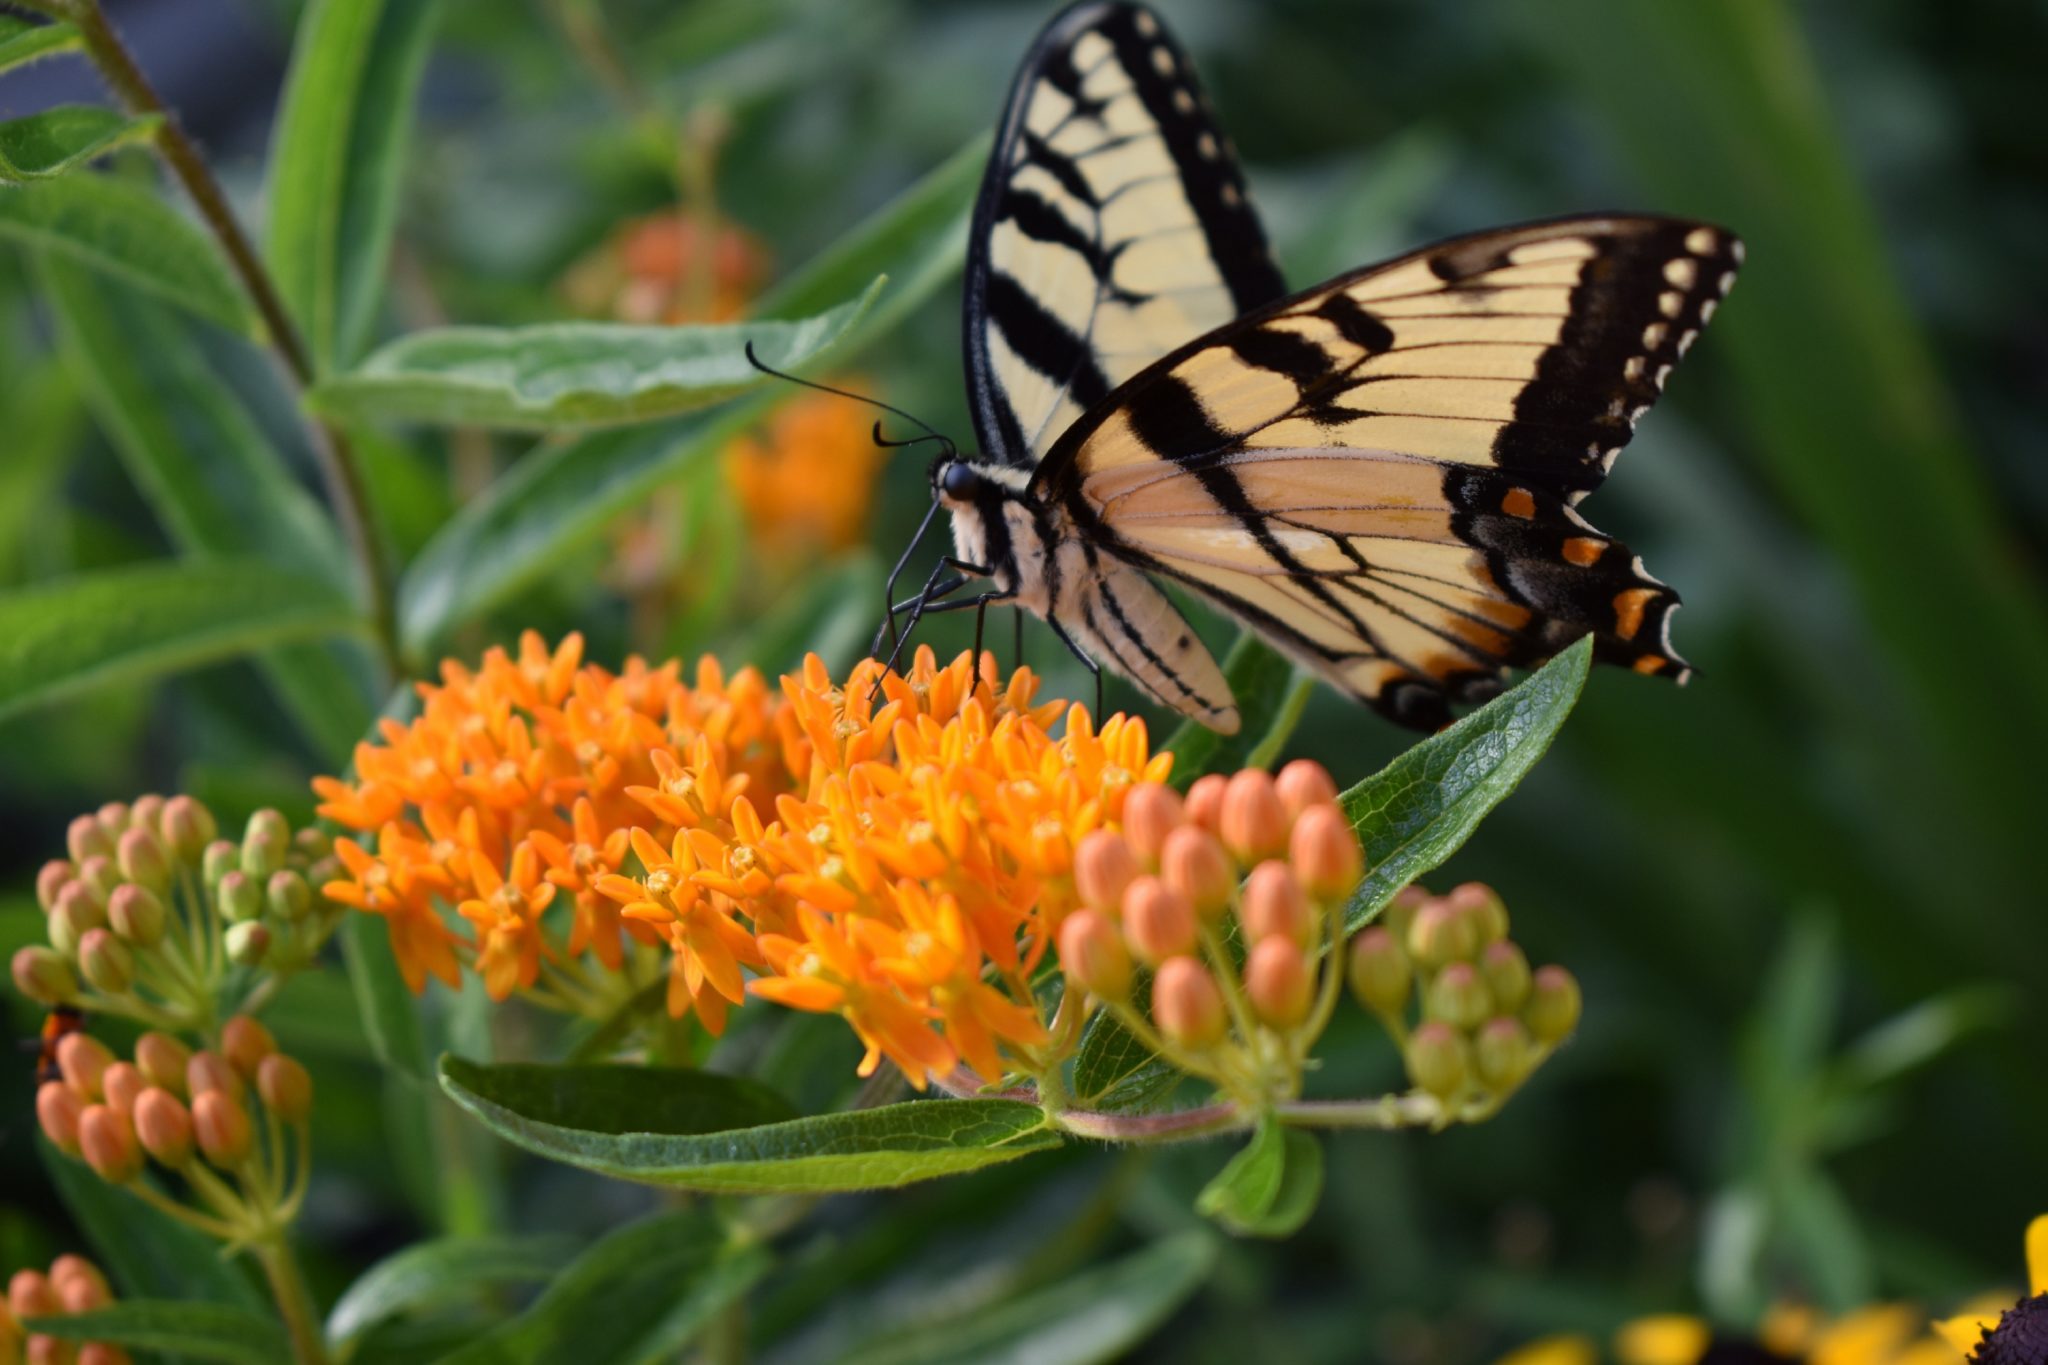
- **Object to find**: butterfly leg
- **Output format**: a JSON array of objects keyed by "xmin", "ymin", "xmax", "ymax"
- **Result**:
[
  {"xmin": 877, "ymin": 501, "xmax": 944, "ymax": 655},
  {"xmin": 1013, "ymin": 608, "xmax": 1025, "ymax": 669},
  {"xmin": 1044, "ymin": 617, "xmax": 1104, "ymax": 719},
  {"xmin": 870, "ymin": 558, "xmax": 995, "ymax": 702}
]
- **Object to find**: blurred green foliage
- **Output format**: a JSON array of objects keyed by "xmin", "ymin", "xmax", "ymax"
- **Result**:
[{"xmin": 2, "ymin": 0, "xmax": 2044, "ymax": 1361}]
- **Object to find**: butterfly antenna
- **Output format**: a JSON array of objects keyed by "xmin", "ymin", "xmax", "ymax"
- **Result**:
[{"xmin": 743, "ymin": 341, "xmax": 955, "ymax": 456}]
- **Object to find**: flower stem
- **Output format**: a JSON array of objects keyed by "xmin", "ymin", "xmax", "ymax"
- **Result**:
[
  {"xmin": 53, "ymin": 0, "xmax": 397, "ymax": 677},
  {"xmin": 1050, "ymin": 1101, "xmax": 1243, "ymax": 1143},
  {"xmin": 254, "ymin": 1236, "xmax": 331, "ymax": 1365}
]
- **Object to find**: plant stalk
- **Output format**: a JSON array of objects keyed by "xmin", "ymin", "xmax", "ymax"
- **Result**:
[{"xmin": 254, "ymin": 1236, "xmax": 331, "ymax": 1365}]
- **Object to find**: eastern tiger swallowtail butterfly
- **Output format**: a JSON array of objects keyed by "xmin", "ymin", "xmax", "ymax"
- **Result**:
[{"xmin": 877, "ymin": 0, "xmax": 1741, "ymax": 734}]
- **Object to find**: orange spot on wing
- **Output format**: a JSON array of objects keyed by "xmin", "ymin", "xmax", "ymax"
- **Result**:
[
  {"xmin": 1501, "ymin": 488, "xmax": 1537, "ymax": 519},
  {"xmin": 1632, "ymin": 654, "xmax": 1667, "ymax": 675},
  {"xmin": 1613, "ymin": 587, "xmax": 1657, "ymax": 641},
  {"xmin": 1563, "ymin": 537, "xmax": 1606, "ymax": 567}
]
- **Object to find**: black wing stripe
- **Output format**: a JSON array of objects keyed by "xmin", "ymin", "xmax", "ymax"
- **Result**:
[{"xmin": 984, "ymin": 271, "xmax": 1114, "ymax": 412}]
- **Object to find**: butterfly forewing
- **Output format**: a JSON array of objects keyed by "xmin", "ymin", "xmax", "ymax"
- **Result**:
[
  {"xmin": 964, "ymin": 0, "xmax": 1286, "ymax": 469},
  {"xmin": 1037, "ymin": 215, "xmax": 1741, "ymax": 729}
]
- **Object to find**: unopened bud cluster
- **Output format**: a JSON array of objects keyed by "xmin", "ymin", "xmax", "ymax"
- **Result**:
[
  {"xmin": 10, "ymin": 797, "xmax": 346, "ymax": 1032},
  {"xmin": 1059, "ymin": 761, "xmax": 1365, "ymax": 1104},
  {"xmin": 35, "ymin": 1017, "xmax": 314, "ymax": 1245},
  {"xmin": 1347, "ymin": 882, "xmax": 1580, "ymax": 1114},
  {"xmin": 4, "ymin": 1254, "xmax": 128, "ymax": 1365}
]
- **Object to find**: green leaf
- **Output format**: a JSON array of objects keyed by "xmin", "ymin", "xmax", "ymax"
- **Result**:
[
  {"xmin": 308, "ymin": 279, "xmax": 882, "ymax": 430},
  {"xmin": 22, "ymin": 1303, "xmax": 288, "ymax": 1364},
  {"xmin": 0, "ymin": 175, "xmax": 255, "ymax": 333},
  {"xmin": 394, "ymin": 137, "xmax": 984, "ymax": 652},
  {"xmin": 1162, "ymin": 633, "xmax": 1300, "ymax": 788},
  {"xmin": 1196, "ymin": 1120, "xmax": 1323, "ymax": 1238},
  {"xmin": 39, "ymin": 1139, "xmax": 266, "ymax": 1310},
  {"xmin": 1069, "ymin": 972, "xmax": 1180, "ymax": 1112},
  {"xmin": 340, "ymin": 909, "xmax": 432, "ymax": 1083},
  {"xmin": 0, "ymin": 106, "xmax": 161, "ymax": 183},
  {"xmin": 441, "ymin": 1055, "xmax": 1061, "ymax": 1194},
  {"xmin": 265, "ymin": 0, "xmax": 443, "ymax": 370},
  {"xmin": 434, "ymin": 1211, "xmax": 768, "ymax": 1365},
  {"xmin": 1340, "ymin": 637, "xmax": 1592, "ymax": 931},
  {"xmin": 439, "ymin": 1058, "xmax": 798, "ymax": 1134},
  {"xmin": 325, "ymin": 1233, "xmax": 576, "ymax": 1348},
  {"xmin": 0, "ymin": 561, "xmax": 362, "ymax": 722},
  {"xmin": 35, "ymin": 254, "xmax": 374, "ymax": 759},
  {"xmin": 836, "ymin": 1233, "xmax": 1215, "ymax": 1365},
  {"xmin": 729, "ymin": 550, "xmax": 887, "ymax": 677},
  {"xmin": 0, "ymin": 16, "xmax": 81, "ymax": 72}
]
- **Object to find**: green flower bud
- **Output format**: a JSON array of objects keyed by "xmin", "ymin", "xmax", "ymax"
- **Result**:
[
  {"xmin": 1425, "ymin": 961, "xmax": 1492, "ymax": 1031},
  {"xmin": 116, "ymin": 826, "xmax": 171, "ymax": 891},
  {"xmin": 292, "ymin": 826, "xmax": 333, "ymax": 861},
  {"xmin": 67, "ymin": 813, "xmax": 114, "ymax": 865},
  {"xmin": 1446, "ymin": 882, "xmax": 1509, "ymax": 945},
  {"xmin": 12, "ymin": 946, "xmax": 77, "ymax": 1004},
  {"xmin": 127, "ymin": 793, "xmax": 166, "ymax": 836},
  {"xmin": 36, "ymin": 859, "xmax": 75, "ymax": 913},
  {"xmin": 225, "ymin": 920, "xmax": 271, "ymax": 966},
  {"xmin": 107, "ymin": 884, "xmax": 167, "ymax": 949},
  {"xmin": 1379, "ymin": 885, "xmax": 1430, "ymax": 946},
  {"xmin": 1524, "ymin": 966, "xmax": 1582, "ymax": 1043},
  {"xmin": 1475, "ymin": 1017, "xmax": 1533, "ymax": 1091},
  {"xmin": 77, "ymin": 929, "xmax": 134, "ymax": 996},
  {"xmin": 1407, "ymin": 899, "xmax": 1479, "ymax": 970},
  {"xmin": 76, "ymin": 855, "xmax": 120, "ymax": 905},
  {"xmin": 241, "ymin": 810, "xmax": 290, "ymax": 878},
  {"xmin": 266, "ymin": 870, "xmax": 311, "ymax": 922},
  {"xmin": 1347, "ymin": 926, "xmax": 1411, "ymax": 1016},
  {"xmin": 161, "ymin": 795, "xmax": 219, "ymax": 862},
  {"xmin": 217, "ymin": 871, "xmax": 261, "ymax": 924},
  {"xmin": 201, "ymin": 839, "xmax": 238, "ymax": 889},
  {"xmin": 50, "ymin": 883, "xmax": 108, "ymax": 957},
  {"xmin": 1406, "ymin": 1021, "xmax": 1469, "ymax": 1101},
  {"xmin": 94, "ymin": 801, "xmax": 130, "ymax": 839},
  {"xmin": 1479, "ymin": 941, "xmax": 1532, "ymax": 1014}
]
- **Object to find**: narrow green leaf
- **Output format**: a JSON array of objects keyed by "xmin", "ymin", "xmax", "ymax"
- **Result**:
[
  {"xmin": 1340, "ymin": 637, "xmax": 1592, "ymax": 931},
  {"xmin": 438, "ymin": 1059, "xmax": 797, "ymax": 1134},
  {"xmin": 0, "ymin": 16, "xmax": 81, "ymax": 71},
  {"xmin": 325, "ymin": 1233, "xmax": 576, "ymax": 1348},
  {"xmin": 836, "ymin": 1233, "xmax": 1215, "ymax": 1365},
  {"xmin": 266, "ymin": 0, "xmax": 443, "ymax": 370},
  {"xmin": 0, "ymin": 175, "xmax": 255, "ymax": 333},
  {"xmin": 1162, "ymin": 633, "xmax": 1300, "ymax": 788},
  {"xmin": 434, "ymin": 1212, "xmax": 768, "ymax": 1365},
  {"xmin": 39, "ymin": 1139, "xmax": 267, "ymax": 1309},
  {"xmin": 23, "ymin": 1303, "xmax": 288, "ymax": 1364},
  {"xmin": 0, "ymin": 561, "xmax": 361, "ymax": 721},
  {"xmin": 394, "ymin": 137, "xmax": 984, "ymax": 651},
  {"xmin": 310, "ymin": 279, "xmax": 881, "ymax": 430},
  {"xmin": 441, "ymin": 1055, "xmax": 1061, "ymax": 1193},
  {"xmin": 340, "ymin": 910, "xmax": 431, "ymax": 1083},
  {"xmin": 35, "ymin": 254, "xmax": 374, "ymax": 758},
  {"xmin": 0, "ymin": 106, "xmax": 160, "ymax": 183}
]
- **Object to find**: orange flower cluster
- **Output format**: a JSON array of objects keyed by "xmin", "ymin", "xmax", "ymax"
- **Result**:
[{"xmin": 314, "ymin": 637, "xmax": 1172, "ymax": 1085}]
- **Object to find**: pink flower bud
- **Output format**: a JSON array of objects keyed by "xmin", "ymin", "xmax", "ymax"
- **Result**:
[
  {"xmin": 8, "ymin": 1269, "xmax": 58, "ymax": 1320},
  {"xmin": 98, "ymin": 1064, "xmax": 144, "ymax": 1118},
  {"xmin": 1123, "ymin": 875, "xmax": 1198, "ymax": 964},
  {"xmin": 200, "ymin": 840, "xmax": 238, "ymax": 889},
  {"xmin": 36, "ymin": 1082, "xmax": 84, "ymax": 1155},
  {"xmin": 1525, "ymin": 966, "xmax": 1582, "ymax": 1043},
  {"xmin": 1406, "ymin": 1021, "xmax": 1470, "ymax": 1100},
  {"xmin": 134, "ymin": 1088, "xmax": 195, "ymax": 1168},
  {"xmin": 225, "ymin": 922, "xmax": 271, "ymax": 967},
  {"xmin": 56, "ymin": 1035, "xmax": 114, "ymax": 1101},
  {"xmin": 1380, "ymin": 883, "xmax": 1430, "ymax": 943},
  {"xmin": 216, "ymin": 871, "xmax": 261, "ymax": 925},
  {"xmin": 79, "ymin": 1343, "xmax": 135, "ymax": 1365},
  {"xmin": 75, "ymin": 856, "xmax": 119, "ymax": 906},
  {"xmin": 94, "ymin": 802, "xmax": 129, "ymax": 839},
  {"xmin": 241, "ymin": 810, "xmax": 289, "ymax": 879},
  {"xmin": 127, "ymin": 793, "xmax": 166, "ymax": 837},
  {"xmin": 192, "ymin": 1090, "xmax": 253, "ymax": 1166},
  {"xmin": 1290, "ymin": 803, "xmax": 1364, "ymax": 901},
  {"xmin": 221, "ymin": 1017, "xmax": 277, "ymax": 1082},
  {"xmin": 115, "ymin": 827, "xmax": 170, "ymax": 891},
  {"xmin": 49, "ymin": 884, "xmax": 106, "ymax": 958},
  {"xmin": 1480, "ymin": 941, "xmax": 1532, "ymax": 1014},
  {"xmin": 1445, "ymin": 882, "xmax": 1509, "ymax": 944},
  {"xmin": 1246, "ymin": 937, "xmax": 1312, "ymax": 1029},
  {"xmin": 1239, "ymin": 861, "xmax": 1311, "ymax": 946},
  {"xmin": 134, "ymin": 1033, "xmax": 192, "ymax": 1096},
  {"xmin": 79, "ymin": 1105, "xmax": 143, "ymax": 1184},
  {"xmin": 1151, "ymin": 956, "xmax": 1227, "ymax": 1049},
  {"xmin": 11, "ymin": 948, "xmax": 77, "ymax": 1006},
  {"xmin": 256, "ymin": 1054, "xmax": 314, "ymax": 1124},
  {"xmin": 1407, "ymin": 899, "xmax": 1479, "ymax": 969},
  {"xmin": 1073, "ymin": 831, "xmax": 1140, "ymax": 914},
  {"xmin": 1159, "ymin": 825, "xmax": 1234, "ymax": 920},
  {"xmin": 1476, "ymin": 1017, "xmax": 1533, "ymax": 1091},
  {"xmin": 1425, "ymin": 962, "xmax": 1493, "ymax": 1030},
  {"xmin": 161, "ymin": 795, "xmax": 218, "ymax": 862},
  {"xmin": 76, "ymin": 931, "xmax": 132, "ymax": 997},
  {"xmin": 1057, "ymin": 910, "xmax": 1134, "ymax": 1000},
  {"xmin": 1274, "ymin": 759, "xmax": 1339, "ymax": 819},
  {"xmin": 105, "ymin": 885, "xmax": 166, "ymax": 950},
  {"xmin": 1218, "ymin": 770, "xmax": 1288, "ymax": 864},
  {"xmin": 53, "ymin": 1263, "xmax": 108, "ymax": 1315},
  {"xmin": 266, "ymin": 870, "xmax": 311, "ymax": 922},
  {"xmin": 1183, "ymin": 773, "xmax": 1228, "ymax": 833},
  {"xmin": 186, "ymin": 1051, "xmax": 243, "ymax": 1104},
  {"xmin": 66, "ymin": 814, "xmax": 113, "ymax": 866},
  {"xmin": 35, "ymin": 861, "xmax": 74, "ymax": 914},
  {"xmin": 1348, "ymin": 926, "xmax": 1412, "ymax": 1015},
  {"xmin": 1120, "ymin": 782, "xmax": 1184, "ymax": 864}
]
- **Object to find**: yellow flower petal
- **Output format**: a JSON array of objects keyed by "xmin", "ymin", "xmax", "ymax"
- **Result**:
[
  {"xmin": 2028, "ymin": 1212, "xmax": 2048, "ymax": 1296},
  {"xmin": 1614, "ymin": 1315, "xmax": 1709, "ymax": 1365},
  {"xmin": 1497, "ymin": 1336, "xmax": 1598, "ymax": 1365},
  {"xmin": 1760, "ymin": 1303, "xmax": 1819, "ymax": 1358},
  {"xmin": 1813, "ymin": 1305, "xmax": 1922, "ymax": 1365},
  {"xmin": 1934, "ymin": 1314, "xmax": 1996, "ymax": 1358}
]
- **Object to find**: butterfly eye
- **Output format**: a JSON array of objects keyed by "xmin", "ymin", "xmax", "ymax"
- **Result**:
[{"xmin": 940, "ymin": 463, "xmax": 978, "ymax": 499}]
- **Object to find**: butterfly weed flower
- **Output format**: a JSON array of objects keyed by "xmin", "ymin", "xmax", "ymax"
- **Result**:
[
  {"xmin": 1938, "ymin": 1214, "xmax": 2048, "ymax": 1365},
  {"xmin": 5, "ymin": 1254, "xmax": 130, "ymax": 1365}
]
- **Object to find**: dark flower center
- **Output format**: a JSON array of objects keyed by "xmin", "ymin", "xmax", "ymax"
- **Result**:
[
  {"xmin": 1973, "ymin": 1294, "xmax": 2048, "ymax": 1365},
  {"xmin": 1699, "ymin": 1340, "xmax": 1797, "ymax": 1365}
]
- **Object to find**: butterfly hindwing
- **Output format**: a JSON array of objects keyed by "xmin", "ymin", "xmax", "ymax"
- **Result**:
[
  {"xmin": 1037, "ymin": 215, "xmax": 1740, "ymax": 729},
  {"xmin": 964, "ymin": 0, "xmax": 1286, "ymax": 469}
]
